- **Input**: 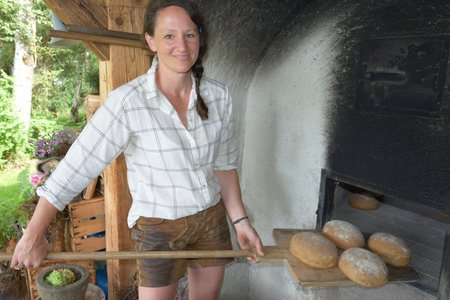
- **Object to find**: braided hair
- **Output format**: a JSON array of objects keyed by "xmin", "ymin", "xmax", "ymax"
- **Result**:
[{"xmin": 144, "ymin": 0, "xmax": 209, "ymax": 119}]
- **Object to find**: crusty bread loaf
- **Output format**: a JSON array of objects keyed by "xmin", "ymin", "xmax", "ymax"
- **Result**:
[
  {"xmin": 338, "ymin": 247, "xmax": 388, "ymax": 288},
  {"xmin": 322, "ymin": 220, "xmax": 365, "ymax": 249},
  {"xmin": 348, "ymin": 193, "xmax": 380, "ymax": 210},
  {"xmin": 368, "ymin": 232, "xmax": 411, "ymax": 267},
  {"xmin": 289, "ymin": 232, "xmax": 338, "ymax": 269}
]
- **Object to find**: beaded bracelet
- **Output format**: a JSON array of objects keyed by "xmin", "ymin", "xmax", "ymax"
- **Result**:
[{"xmin": 232, "ymin": 216, "xmax": 249, "ymax": 226}]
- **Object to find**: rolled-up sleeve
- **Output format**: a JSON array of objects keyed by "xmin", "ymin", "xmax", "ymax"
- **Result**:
[
  {"xmin": 37, "ymin": 90, "xmax": 132, "ymax": 210},
  {"xmin": 213, "ymin": 88, "xmax": 238, "ymax": 171}
]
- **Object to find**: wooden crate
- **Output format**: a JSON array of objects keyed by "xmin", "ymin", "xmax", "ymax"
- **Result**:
[
  {"xmin": 68, "ymin": 196, "xmax": 106, "ymax": 252},
  {"xmin": 26, "ymin": 259, "xmax": 96, "ymax": 300}
]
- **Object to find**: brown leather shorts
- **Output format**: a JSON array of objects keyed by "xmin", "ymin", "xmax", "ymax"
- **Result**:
[{"xmin": 131, "ymin": 200, "xmax": 233, "ymax": 287}]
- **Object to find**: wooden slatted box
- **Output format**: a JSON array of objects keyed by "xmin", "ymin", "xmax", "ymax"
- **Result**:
[{"xmin": 68, "ymin": 196, "xmax": 106, "ymax": 252}]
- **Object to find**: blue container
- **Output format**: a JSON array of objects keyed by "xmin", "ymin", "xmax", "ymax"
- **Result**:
[{"xmin": 96, "ymin": 265, "xmax": 108, "ymax": 300}]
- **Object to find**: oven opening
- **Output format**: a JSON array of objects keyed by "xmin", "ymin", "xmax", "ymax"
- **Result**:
[{"xmin": 317, "ymin": 169, "xmax": 450, "ymax": 297}]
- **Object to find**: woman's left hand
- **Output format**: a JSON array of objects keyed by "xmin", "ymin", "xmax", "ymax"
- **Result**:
[{"xmin": 234, "ymin": 219, "xmax": 264, "ymax": 263}]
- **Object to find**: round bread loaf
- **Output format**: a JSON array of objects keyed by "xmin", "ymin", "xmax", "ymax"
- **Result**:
[
  {"xmin": 368, "ymin": 232, "xmax": 411, "ymax": 267},
  {"xmin": 338, "ymin": 247, "xmax": 388, "ymax": 288},
  {"xmin": 348, "ymin": 193, "xmax": 380, "ymax": 210},
  {"xmin": 289, "ymin": 232, "xmax": 338, "ymax": 269},
  {"xmin": 322, "ymin": 220, "xmax": 365, "ymax": 249}
]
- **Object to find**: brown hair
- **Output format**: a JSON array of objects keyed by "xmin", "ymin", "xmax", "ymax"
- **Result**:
[{"xmin": 144, "ymin": 0, "xmax": 209, "ymax": 119}]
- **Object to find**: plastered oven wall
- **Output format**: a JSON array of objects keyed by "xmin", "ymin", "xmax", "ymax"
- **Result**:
[{"xmin": 236, "ymin": 9, "xmax": 339, "ymax": 300}]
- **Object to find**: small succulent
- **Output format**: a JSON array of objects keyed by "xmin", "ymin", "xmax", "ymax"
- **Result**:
[{"xmin": 45, "ymin": 268, "xmax": 76, "ymax": 286}]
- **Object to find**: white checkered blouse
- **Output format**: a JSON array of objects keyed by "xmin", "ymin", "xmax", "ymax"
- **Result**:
[{"xmin": 37, "ymin": 59, "xmax": 238, "ymax": 227}]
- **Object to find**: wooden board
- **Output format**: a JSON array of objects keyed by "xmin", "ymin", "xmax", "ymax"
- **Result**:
[{"xmin": 273, "ymin": 228, "xmax": 419, "ymax": 287}]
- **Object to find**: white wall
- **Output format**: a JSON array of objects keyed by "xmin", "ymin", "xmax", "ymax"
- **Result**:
[
  {"xmin": 224, "ymin": 12, "xmax": 341, "ymax": 300},
  {"xmin": 241, "ymin": 15, "xmax": 338, "ymax": 247}
]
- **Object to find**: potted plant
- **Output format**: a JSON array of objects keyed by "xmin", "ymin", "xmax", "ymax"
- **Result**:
[{"xmin": 36, "ymin": 264, "xmax": 89, "ymax": 300}]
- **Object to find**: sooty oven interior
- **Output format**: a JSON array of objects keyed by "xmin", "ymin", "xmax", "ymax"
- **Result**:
[
  {"xmin": 316, "ymin": 169, "xmax": 450, "ymax": 298},
  {"xmin": 321, "ymin": 29, "xmax": 450, "ymax": 298}
]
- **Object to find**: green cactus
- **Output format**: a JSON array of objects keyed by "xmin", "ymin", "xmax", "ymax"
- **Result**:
[{"xmin": 45, "ymin": 268, "xmax": 77, "ymax": 286}]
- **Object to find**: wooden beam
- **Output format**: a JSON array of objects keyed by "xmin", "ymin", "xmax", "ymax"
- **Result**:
[
  {"xmin": 43, "ymin": 0, "xmax": 108, "ymax": 28},
  {"xmin": 43, "ymin": 0, "xmax": 110, "ymax": 60},
  {"xmin": 48, "ymin": 29, "xmax": 148, "ymax": 49},
  {"xmin": 66, "ymin": 25, "xmax": 142, "ymax": 41}
]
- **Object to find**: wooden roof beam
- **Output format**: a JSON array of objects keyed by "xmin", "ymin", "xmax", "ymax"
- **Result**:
[
  {"xmin": 43, "ymin": 0, "xmax": 110, "ymax": 60},
  {"xmin": 48, "ymin": 29, "xmax": 148, "ymax": 49}
]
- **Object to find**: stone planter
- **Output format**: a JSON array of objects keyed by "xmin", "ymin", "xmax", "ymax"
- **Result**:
[{"xmin": 36, "ymin": 264, "xmax": 89, "ymax": 300}]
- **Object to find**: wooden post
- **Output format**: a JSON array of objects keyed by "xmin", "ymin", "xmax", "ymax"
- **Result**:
[{"xmin": 101, "ymin": 1, "xmax": 151, "ymax": 299}]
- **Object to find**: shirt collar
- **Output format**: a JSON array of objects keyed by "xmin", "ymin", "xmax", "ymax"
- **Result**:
[{"xmin": 145, "ymin": 56, "xmax": 198, "ymax": 111}]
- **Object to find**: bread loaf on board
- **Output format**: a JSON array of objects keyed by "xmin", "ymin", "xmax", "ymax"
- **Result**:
[
  {"xmin": 338, "ymin": 247, "xmax": 388, "ymax": 288},
  {"xmin": 322, "ymin": 220, "xmax": 365, "ymax": 249},
  {"xmin": 289, "ymin": 232, "xmax": 338, "ymax": 269},
  {"xmin": 368, "ymin": 232, "xmax": 411, "ymax": 267}
]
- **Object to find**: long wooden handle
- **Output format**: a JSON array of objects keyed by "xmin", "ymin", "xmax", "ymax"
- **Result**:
[
  {"xmin": 0, "ymin": 250, "xmax": 250, "ymax": 261},
  {"xmin": 0, "ymin": 247, "xmax": 288, "ymax": 262}
]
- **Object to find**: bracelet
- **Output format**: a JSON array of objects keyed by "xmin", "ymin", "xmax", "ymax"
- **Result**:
[{"xmin": 232, "ymin": 216, "xmax": 249, "ymax": 226}]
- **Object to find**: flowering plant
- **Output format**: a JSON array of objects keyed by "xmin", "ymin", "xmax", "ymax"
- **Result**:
[
  {"xmin": 29, "ymin": 172, "xmax": 45, "ymax": 187},
  {"xmin": 33, "ymin": 130, "xmax": 75, "ymax": 160}
]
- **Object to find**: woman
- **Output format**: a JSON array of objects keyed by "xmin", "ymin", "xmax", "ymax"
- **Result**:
[{"xmin": 11, "ymin": 0, "xmax": 264, "ymax": 299}]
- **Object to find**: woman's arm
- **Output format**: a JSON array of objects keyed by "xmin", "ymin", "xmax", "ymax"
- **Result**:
[
  {"xmin": 10, "ymin": 197, "xmax": 57, "ymax": 268},
  {"xmin": 215, "ymin": 169, "xmax": 264, "ymax": 263}
]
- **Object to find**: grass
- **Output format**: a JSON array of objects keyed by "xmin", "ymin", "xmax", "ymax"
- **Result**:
[{"xmin": 0, "ymin": 163, "xmax": 35, "ymax": 249}]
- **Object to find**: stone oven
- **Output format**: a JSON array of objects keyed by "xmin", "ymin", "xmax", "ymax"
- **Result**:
[{"xmin": 193, "ymin": 0, "xmax": 450, "ymax": 299}]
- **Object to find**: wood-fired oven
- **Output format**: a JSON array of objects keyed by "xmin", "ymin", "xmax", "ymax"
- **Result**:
[{"xmin": 317, "ymin": 169, "xmax": 450, "ymax": 299}]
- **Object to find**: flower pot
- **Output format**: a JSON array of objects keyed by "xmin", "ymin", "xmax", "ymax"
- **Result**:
[{"xmin": 36, "ymin": 264, "xmax": 89, "ymax": 300}]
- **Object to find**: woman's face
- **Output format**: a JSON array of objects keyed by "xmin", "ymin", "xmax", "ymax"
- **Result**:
[{"xmin": 145, "ymin": 6, "xmax": 200, "ymax": 76}]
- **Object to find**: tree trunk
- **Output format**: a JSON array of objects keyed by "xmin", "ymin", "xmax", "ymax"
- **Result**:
[
  {"xmin": 70, "ymin": 77, "xmax": 83, "ymax": 123},
  {"xmin": 12, "ymin": 0, "xmax": 36, "ymax": 130},
  {"xmin": 71, "ymin": 50, "xmax": 88, "ymax": 123}
]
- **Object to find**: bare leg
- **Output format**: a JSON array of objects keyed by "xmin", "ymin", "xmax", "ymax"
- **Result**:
[
  {"xmin": 188, "ymin": 265, "xmax": 225, "ymax": 300},
  {"xmin": 138, "ymin": 282, "xmax": 178, "ymax": 300}
]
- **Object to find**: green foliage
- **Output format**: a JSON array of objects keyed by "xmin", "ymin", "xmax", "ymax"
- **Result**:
[
  {"xmin": 18, "ymin": 166, "xmax": 35, "ymax": 201},
  {"xmin": 0, "ymin": 0, "xmax": 97, "ymax": 164},
  {"xmin": 29, "ymin": 114, "xmax": 64, "ymax": 139},
  {"xmin": 0, "ymin": 0, "xmax": 36, "ymax": 51},
  {"xmin": 0, "ymin": 43, "xmax": 14, "ymax": 73},
  {"xmin": 0, "ymin": 0, "xmax": 20, "ymax": 43},
  {"xmin": 31, "ymin": 2, "xmax": 99, "ymax": 120},
  {"xmin": 34, "ymin": 44, "xmax": 99, "ymax": 117},
  {"xmin": 0, "ymin": 70, "xmax": 27, "ymax": 167},
  {"xmin": 45, "ymin": 268, "xmax": 77, "ymax": 286},
  {"xmin": 0, "ymin": 166, "xmax": 30, "ymax": 249},
  {"xmin": 0, "ymin": 69, "xmax": 13, "ymax": 99}
]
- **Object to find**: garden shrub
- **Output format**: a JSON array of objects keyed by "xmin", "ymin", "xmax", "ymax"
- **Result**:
[{"xmin": 0, "ymin": 70, "xmax": 27, "ymax": 168}]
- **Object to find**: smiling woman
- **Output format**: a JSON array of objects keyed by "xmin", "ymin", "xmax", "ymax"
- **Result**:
[{"xmin": 11, "ymin": 1, "xmax": 263, "ymax": 300}]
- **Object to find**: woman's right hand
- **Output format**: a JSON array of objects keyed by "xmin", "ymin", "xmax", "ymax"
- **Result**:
[
  {"xmin": 10, "ymin": 229, "xmax": 51, "ymax": 269},
  {"xmin": 10, "ymin": 197, "xmax": 58, "ymax": 269}
]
